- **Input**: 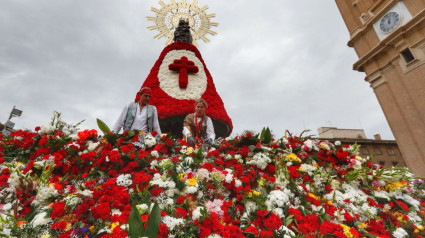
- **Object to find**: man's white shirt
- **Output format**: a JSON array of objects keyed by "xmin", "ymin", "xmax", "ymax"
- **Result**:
[{"xmin": 112, "ymin": 102, "xmax": 161, "ymax": 134}]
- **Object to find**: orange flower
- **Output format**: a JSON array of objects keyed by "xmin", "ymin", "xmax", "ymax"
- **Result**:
[{"xmin": 17, "ymin": 220, "xmax": 26, "ymax": 227}]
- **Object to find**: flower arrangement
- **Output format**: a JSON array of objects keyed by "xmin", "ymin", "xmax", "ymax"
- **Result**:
[
  {"xmin": 135, "ymin": 41, "xmax": 233, "ymax": 137},
  {"xmin": 0, "ymin": 116, "xmax": 424, "ymax": 238}
]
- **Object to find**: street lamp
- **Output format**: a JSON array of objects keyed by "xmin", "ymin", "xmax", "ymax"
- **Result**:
[
  {"xmin": 8, "ymin": 106, "xmax": 23, "ymax": 120},
  {"xmin": 1, "ymin": 106, "xmax": 23, "ymax": 136}
]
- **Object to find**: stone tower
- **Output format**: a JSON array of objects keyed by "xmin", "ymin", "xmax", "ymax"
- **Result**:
[{"xmin": 335, "ymin": 0, "xmax": 425, "ymax": 176}]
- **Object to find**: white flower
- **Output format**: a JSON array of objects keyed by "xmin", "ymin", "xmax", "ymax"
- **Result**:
[
  {"xmin": 373, "ymin": 191, "xmax": 390, "ymax": 201},
  {"xmin": 244, "ymin": 201, "xmax": 258, "ymax": 214},
  {"xmin": 87, "ymin": 141, "xmax": 100, "ymax": 151},
  {"xmin": 116, "ymin": 174, "xmax": 132, "ymax": 187},
  {"xmin": 144, "ymin": 134, "xmax": 157, "ymax": 148},
  {"xmin": 77, "ymin": 189, "xmax": 93, "ymax": 197},
  {"xmin": 151, "ymin": 150, "xmax": 159, "ymax": 158},
  {"xmin": 162, "ymin": 216, "xmax": 185, "ymax": 231},
  {"xmin": 234, "ymin": 179, "xmax": 242, "ymax": 187},
  {"xmin": 2, "ymin": 203, "xmax": 12, "ymax": 211},
  {"xmin": 32, "ymin": 184, "xmax": 59, "ymax": 206},
  {"xmin": 247, "ymin": 152, "xmax": 271, "ymax": 170},
  {"xmin": 111, "ymin": 209, "xmax": 121, "ymax": 216},
  {"xmin": 137, "ymin": 204, "xmax": 149, "ymax": 211},
  {"xmin": 7, "ymin": 171, "xmax": 20, "ymax": 188},
  {"xmin": 186, "ymin": 185, "xmax": 198, "ymax": 194},
  {"xmin": 150, "ymin": 160, "xmax": 158, "ymax": 169},
  {"xmin": 265, "ymin": 190, "xmax": 291, "ymax": 210},
  {"xmin": 334, "ymin": 141, "xmax": 341, "ymax": 146},
  {"xmin": 393, "ymin": 228, "xmax": 408, "ymax": 238},
  {"xmin": 299, "ymin": 163, "xmax": 317, "ymax": 176},
  {"xmin": 280, "ymin": 225, "xmax": 296, "ymax": 237},
  {"xmin": 32, "ymin": 212, "xmax": 52, "ymax": 227},
  {"xmin": 196, "ymin": 168, "xmax": 210, "ymax": 180},
  {"xmin": 38, "ymin": 125, "xmax": 56, "ymax": 135},
  {"xmin": 304, "ymin": 139, "xmax": 318, "ymax": 151},
  {"xmin": 184, "ymin": 156, "xmax": 194, "ymax": 164},
  {"xmin": 192, "ymin": 206, "xmax": 204, "ymax": 220},
  {"xmin": 69, "ymin": 133, "xmax": 79, "ymax": 140}
]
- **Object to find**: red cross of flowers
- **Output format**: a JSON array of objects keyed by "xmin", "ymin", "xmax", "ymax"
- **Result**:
[{"xmin": 168, "ymin": 56, "xmax": 199, "ymax": 89}]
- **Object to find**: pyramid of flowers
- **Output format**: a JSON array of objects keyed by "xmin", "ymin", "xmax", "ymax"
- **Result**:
[
  {"xmin": 0, "ymin": 112, "xmax": 424, "ymax": 237},
  {"xmin": 134, "ymin": 22, "xmax": 232, "ymax": 138}
]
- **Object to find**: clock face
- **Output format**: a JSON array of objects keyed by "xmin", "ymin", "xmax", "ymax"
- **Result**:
[{"xmin": 379, "ymin": 12, "xmax": 401, "ymax": 33}]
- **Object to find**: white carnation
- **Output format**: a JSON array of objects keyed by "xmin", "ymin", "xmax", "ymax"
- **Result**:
[
  {"xmin": 32, "ymin": 212, "xmax": 51, "ymax": 228},
  {"xmin": 393, "ymin": 228, "xmax": 408, "ymax": 238},
  {"xmin": 144, "ymin": 134, "xmax": 157, "ymax": 148},
  {"xmin": 247, "ymin": 152, "xmax": 271, "ymax": 170},
  {"xmin": 116, "ymin": 174, "xmax": 132, "ymax": 187}
]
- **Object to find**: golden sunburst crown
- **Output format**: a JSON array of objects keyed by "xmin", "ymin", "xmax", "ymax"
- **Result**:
[{"xmin": 147, "ymin": 0, "xmax": 218, "ymax": 46}]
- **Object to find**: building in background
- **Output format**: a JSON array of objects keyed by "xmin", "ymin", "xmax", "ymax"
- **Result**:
[
  {"xmin": 335, "ymin": 0, "xmax": 425, "ymax": 176},
  {"xmin": 318, "ymin": 127, "xmax": 406, "ymax": 168}
]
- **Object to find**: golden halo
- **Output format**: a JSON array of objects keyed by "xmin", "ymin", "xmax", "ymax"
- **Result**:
[{"xmin": 147, "ymin": 0, "xmax": 218, "ymax": 46}]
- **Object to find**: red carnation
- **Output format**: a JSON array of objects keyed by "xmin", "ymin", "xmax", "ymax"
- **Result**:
[
  {"xmin": 51, "ymin": 201, "xmax": 66, "ymax": 220},
  {"xmin": 51, "ymin": 221, "xmax": 68, "ymax": 230},
  {"xmin": 175, "ymin": 207, "xmax": 188, "ymax": 218},
  {"xmin": 263, "ymin": 212, "xmax": 283, "ymax": 230}
]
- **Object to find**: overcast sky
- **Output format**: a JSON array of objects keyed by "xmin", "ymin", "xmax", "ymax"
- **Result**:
[{"xmin": 0, "ymin": 0, "xmax": 395, "ymax": 139}]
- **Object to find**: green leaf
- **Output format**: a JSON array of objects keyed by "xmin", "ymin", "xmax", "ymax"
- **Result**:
[
  {"xmin": 260, "ymin": 127, "xmax": 272, "ymax": 144},
  {"xmin": 144, "ymin": 203, "xmax": 161, "ymax": 238},
  {"xmin": 128, "ymin": 204, "xmax": 145, "ymax": 238},
  {"xmin": 96, "ymin": 118, "xmax": 111, "ymax": 135}
]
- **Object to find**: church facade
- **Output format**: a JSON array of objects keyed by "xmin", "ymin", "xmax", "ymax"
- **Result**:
[{"xmin": 335, "ymin": 0, "xmax": 425, "ymax": 176}]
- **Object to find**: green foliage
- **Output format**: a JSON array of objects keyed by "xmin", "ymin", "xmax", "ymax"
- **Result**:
[
  {"xmin": 128, "ymin": 203, "xmax": 161, "ymax": 238},
  {"xmin": 128, "ymin": 204, "xmax": 144, "ymax": 238},
  {"xmin": 260, "ymin": 127, "xmax": 272, "ymax": 144},
  {"xmin": 96, "ymin": 118, "xmax": 111, "ymax": 135},
  {"xmin": 143, "ymin": 203, "xmax": 161, "ymax": 238}
]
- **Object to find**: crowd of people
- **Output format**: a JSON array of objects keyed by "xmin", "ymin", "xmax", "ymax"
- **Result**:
[{"xmin": 112, "ymin": 87, "xmax": 214, "ymax": 147}]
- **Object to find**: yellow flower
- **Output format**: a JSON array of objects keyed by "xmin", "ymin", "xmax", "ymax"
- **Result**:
[
  {"xmin": 286, "ymin": 153, "xmax": 301, "ymax": 162},
  {"xmin": 89, "ymin": 226, "xmax": 95, "ymax": 232},
  {"xmin": 358, "ymin": 223, "xmax": 367, "ymax": 229},
  {"xmin": 340, "ymin": 224, "xmax": 354, "ymax": 238},
  {"xmin": 417, "ymin": 225, "xmax": 424, "ymax": 231},
  {"xmin": 178, "ymin": 173, "xmax": 187, "ymax": 181},
  {"xmin": 65, "ymin": 222, "xmax": 72, "ymax": 231},
  {"xmin": 188, "ymin": 178, "xmax": 197, "ymax": 186},
  {"xmin": 248, "ymin": 190, "xmax": 261, "ymax": 198},
  {"xmin": 327, "ymin": 201, "xmax": 333, "ymax": 206},
  {"xmin": 355, "ymin": 156, "xmax": 363, "ymax": 161},
  {"xmin": 414, "ymin": 229, "xmax": 419, "ymax": 233},
  {"xmin": 308, "ymin": 193, "xmax": 319, "ymax": 200},
  {"xmin": 257, "ymin": 178, "xmax": 265, "ymax": 187},
  {"xmin": 385, "ymin": 180, "xmax": 408, "ymax": 191},
  {"xmin": 111, "ymin": 222, "xmax": 120, "ymax": 231},
  {"xmin": 40, "ymin": 235, "xmax": 51, "ymax": 238},
  {"xmin": 187, "ymin": 147, "xmax": 194, "ymax": 154}
]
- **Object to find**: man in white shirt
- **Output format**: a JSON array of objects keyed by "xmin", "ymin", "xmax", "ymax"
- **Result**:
[
  {"xmin": 182, "ymin": 98, "xmax": 215, "ymax": 146},
  {"xmin": 112, "ymin": 87, "xmax": 161, "ymax": 134}
]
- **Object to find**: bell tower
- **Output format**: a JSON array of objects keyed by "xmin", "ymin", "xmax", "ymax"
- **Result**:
[{"xmin": 335, "ymin": 0, "xmax": 425, "ymax": 176}]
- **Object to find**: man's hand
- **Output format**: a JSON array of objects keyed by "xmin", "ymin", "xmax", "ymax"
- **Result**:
[{"xmin": 187, "ymin": 136, "xmax": 196, "ymax": 147}]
